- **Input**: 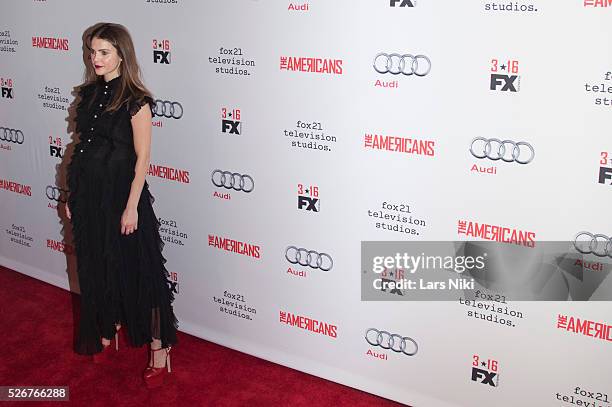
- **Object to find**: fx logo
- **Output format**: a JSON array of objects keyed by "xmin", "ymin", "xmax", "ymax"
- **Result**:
[
  {"xmin": 471, "ymin": 368, "xmax": 498, "ymax": 387},
  {"xmin": 166, "ymin": 272, "xmax": 179, "ymax": 295},
  {"xmin": 167, "ymin": 278, "xmax": 179, "ymax": 294},
  {"xmin": 297, "ymin": 183, "xmax": 319, "ymax": 212},
  {"xmin": 222, "ymin": 119, "xmax": 241, "ymax": 135},
  {"xmin": 390, "ymin": 0, "xmax": 415, "ymax": 6},
  {"xmin": 377, "ymin": 268, "xmax": 405, "ymax": 296},
  {"xmin": 221, "ymin": 108, "xmax": 242, "ymax": 135},
  {"xmin": 153, "ymin": 50, "xmax": 171, "ymax": 64},
  {"xmin": 599, "ymin": 167, "xmax": 612, "ymax": 185},
  {"xmin": 1, "ymin": 87, "xmax": 13, "ymax": 98},
  {"xmin": 297, "ymin": 196, "xmax": 320, "ymax": 212},
  {"xmin": 49, "ymin": 145, "xmax": 64, "ymax": 158},
  {"xmin": 490, "ymin": 74, "xmax": 519, "ymax": 92},
  {"xmin": 379, "ymin": 278, "xmax": 404, "ymax": 296}
]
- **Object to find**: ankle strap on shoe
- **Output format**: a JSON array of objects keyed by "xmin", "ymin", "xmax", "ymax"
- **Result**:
[{"xmin": 150, "ymin": 346, "xmax": 171, "ymax": 353}]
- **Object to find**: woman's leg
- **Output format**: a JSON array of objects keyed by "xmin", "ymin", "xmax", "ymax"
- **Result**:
[
  {"xmin": 150, "ymin": 338, "xmax": 168, "ymax": 367},
  {"xmin": 149, "ymin": 307, "xmax": 170, "ymax": 368}
]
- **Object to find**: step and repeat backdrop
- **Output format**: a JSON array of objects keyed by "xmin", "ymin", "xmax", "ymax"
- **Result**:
[{"xmin": 1, "ymin": 1, "xmax": 611, "ymax": 406}]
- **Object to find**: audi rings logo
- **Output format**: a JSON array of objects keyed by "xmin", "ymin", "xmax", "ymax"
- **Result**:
[
  {"xmin": 365, "ymin": 328, "xmax": 418, "ymax": 356},
  {"xmin": 373, "ymin": 53, "xmax": 431, "ymax": 77},
  {"xmin": 0, "ymin": 127, "xmax": 24, "ymax": 144},
  {"xmin": 470, "ymin": 138, "xmax": 535, "ymax": 164},
  {"xmin": 285, "ymin": 246, "xmax": 333, "ymax": 271},
  {"xmin": 46, "ymin": 186, "xmax": 68, "ymax": 203},
  {"xmin": 211, "ymin": 170, "xmax": 254, "ymax": 193},
  {"xmin": 574, "ymin": 232, "xmax": 612, "ymax": 258},
  {"xmin": 152, "ymin": 100, "xmax": 183, "ymax": 119}
]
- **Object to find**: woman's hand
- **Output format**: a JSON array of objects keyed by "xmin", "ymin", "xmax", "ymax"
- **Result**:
[
  {"xmin": 121, "ymin": 206, "xmax": 138, "ymax": 235},
  {"xmin": 65, "ymin": 203, "xmax": 71, "ymax": 220}
]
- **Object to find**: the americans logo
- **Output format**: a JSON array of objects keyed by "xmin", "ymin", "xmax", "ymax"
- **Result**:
[
  {"xmin": 32, "ymin": 36, "xmax": 69, "ymax": 51},
  {"xmin": 280, "ymin": 56, "xmax": 343, "ymax": 75}
]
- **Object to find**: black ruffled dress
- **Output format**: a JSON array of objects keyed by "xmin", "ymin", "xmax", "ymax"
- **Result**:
[{"xmin": 67, "ymin": 76, "xmax": 178, "ymax": 355}]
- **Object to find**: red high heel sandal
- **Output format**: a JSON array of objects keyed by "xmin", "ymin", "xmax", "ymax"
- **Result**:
[
  {"xmin": 92, "ymin": 324, "xmax": 121, "ymax": 364},
  {"xmin": 143, "ymin": 346, "xmax": 172, "ymax": 389}
]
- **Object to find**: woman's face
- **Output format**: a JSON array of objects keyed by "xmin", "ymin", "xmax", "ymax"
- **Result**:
[{"xmin": 90, "ymin": 37, "xmax": 121, "ymax": 80}]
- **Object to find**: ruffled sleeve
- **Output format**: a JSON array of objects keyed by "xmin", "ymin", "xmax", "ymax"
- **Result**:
[
  {"xmin": 68, "ymin": 83, "xmax": 95, "ymax": 210},
  {"xmin": 75, "ymin": 83, "xmax": 96, "ymax": 135},
  {"xmin": 128, "ymin": 95, "xmax": 155, "ymax": 117},
  {"xmin": 76, "ymin": 83, "xmax": 96, "ymax": 109}
]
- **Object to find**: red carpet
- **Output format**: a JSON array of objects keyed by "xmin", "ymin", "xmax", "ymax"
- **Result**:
[{"xmin": 0, "ymin": 266, "xmax": 402, "ymax": 406}]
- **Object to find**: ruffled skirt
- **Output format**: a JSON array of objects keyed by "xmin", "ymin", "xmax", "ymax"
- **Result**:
[{"xmin": 68, "ymin": 144, "xmax": 178, "ymax": 355}]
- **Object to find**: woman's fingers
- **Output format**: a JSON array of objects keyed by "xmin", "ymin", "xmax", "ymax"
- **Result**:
[{"xmin": 121, "ymin": 222, "xmax": 138, "ymax": 235}]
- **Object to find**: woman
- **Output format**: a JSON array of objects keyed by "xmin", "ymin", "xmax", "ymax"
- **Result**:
[{"xmin": 66, "ymin": 22, "xmax": 178, "ymax": 388}]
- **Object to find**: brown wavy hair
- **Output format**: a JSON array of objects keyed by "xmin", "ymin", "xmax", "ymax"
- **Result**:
[{"xmin": 83, "ymin": 22, "xmax": 153, "ymax": 113}]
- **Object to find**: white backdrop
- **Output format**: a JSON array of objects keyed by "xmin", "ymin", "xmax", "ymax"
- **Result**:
[{"xmin": 1, "ymin": 1, "xmax": 611, "ymax": 406}]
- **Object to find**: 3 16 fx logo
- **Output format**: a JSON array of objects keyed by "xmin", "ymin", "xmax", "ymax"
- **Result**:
[
  {"xmin": 166, "ymin": 271, "xmax": 180, "ymax": 295},
  {"xmin": 221, "ymin": 107, "xmax": 242, "ymax": 135},
  {"xmin": 489, "ymin": 59, "xmax": 520, "ymax": 92},
  {"xmin": 390, "ymin": 0, "xmax": 416, "ymax": 6},
  {"xmin": 153, "ymin": 39, "xmax": 171, "ymax": 64},
  {"xmin": 599, "ymin": 151, "xmax": 612, "ymax": 185},
  {"xmin": 49, "ymin": 135, "xmax": 64, "ymax": 158},
  {"xmin": 1, "ymin": 77, "xmax": 14, "ymax": 99},
  {"xmin": 297, "ymin": 183, "xmax": 319, "ymax": 212},
  {"xmin": 471, "ymin": 354, "xmax": 500, "ymax": 387},
  {"xmin": 378, "ymin": 267, "xmax": 406, "ymax": 296}
]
